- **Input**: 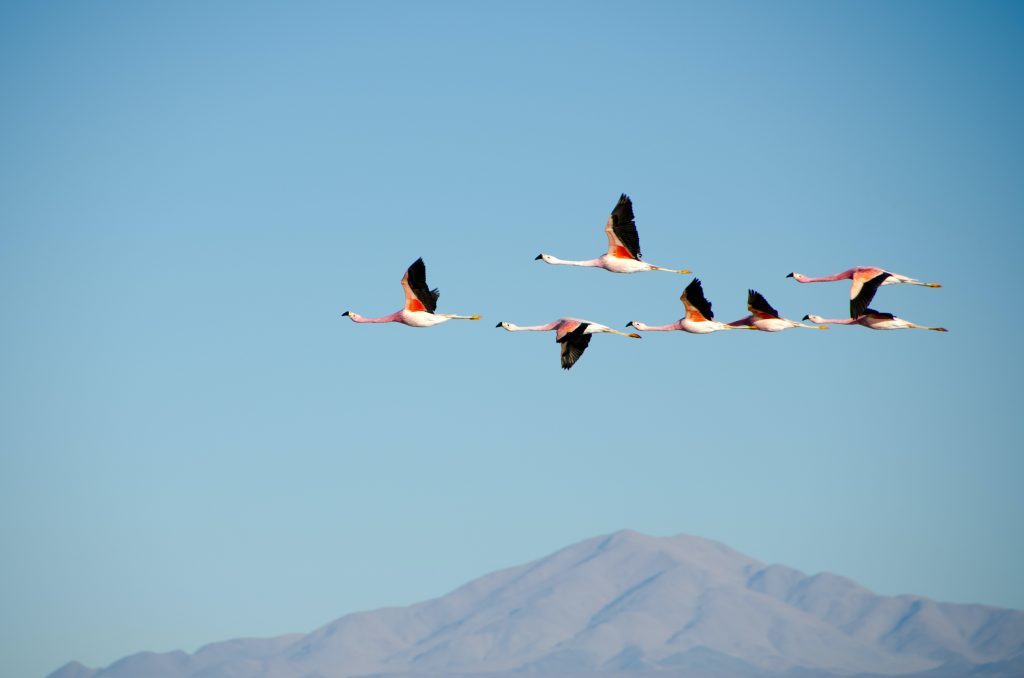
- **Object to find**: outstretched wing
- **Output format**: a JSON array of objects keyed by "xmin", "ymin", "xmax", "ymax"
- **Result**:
[
  {"xmin": 747, "ymin": 290, "xmax": 779, "ymax": 319},
  {"xmin": 604, "ymin": 194, "xmax": 641, "ymax": 260},
  {"xmin": 850, "ymin": 272, "xmax": 891, "ymax": 318},
  {"xmin": 849, "ymin": 267, "xmax": 886, "ymax": 301},
  {"xmin": 681, "ymin": 278, "xmax": 714, "ymax": 321},
  {"xmin": 556, "ymin": 322, "xmax": 592, "ymax": 370},
  {"xmin": 401, "ymin": 258, "xmax": 440, "ymax": 313}
]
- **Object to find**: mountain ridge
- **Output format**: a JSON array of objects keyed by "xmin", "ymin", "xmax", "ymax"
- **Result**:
[{"xmin": 47, "ymin": 530, "xmax": 1024, "ymax": 678}]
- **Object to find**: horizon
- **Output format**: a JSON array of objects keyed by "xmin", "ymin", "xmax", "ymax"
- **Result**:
[{"xmin": 2, "ymin": 2, "xmax": 1022, "ymax": 677}]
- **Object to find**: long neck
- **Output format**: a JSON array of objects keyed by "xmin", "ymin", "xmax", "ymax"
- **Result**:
[
  {"xmin": 632, "ymin": 321, "xmax": 682, "ymax": 331},
  {"xmin": 348, "ymin": 311, "xmax": 402, "ymax": 323},
  {"xmin": 815, "ymin": 317, "xmax": 858, "ymax": 325},
  {"xmin": 797, "ymin": 269, "xmax": 854, "ymax": 283},
  {"xmin": 546, "ymin": 255, "xmax": 603, "ymax": 267},
  {"xmin": 504, "ymin": 321, "xmax": 560, "ymax": 331}
]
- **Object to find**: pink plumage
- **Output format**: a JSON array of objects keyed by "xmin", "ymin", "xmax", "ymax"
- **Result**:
[
  {"xmin": 535, "ymin": 194, "xmax": 691, "ymax": 275},
  {"xmin": 342, "ymin": 258, "xmax": 480, "ymax": 327},
  {"xmin": 496, "ymin": 317, "xmax": 641, "ymax": 369}
]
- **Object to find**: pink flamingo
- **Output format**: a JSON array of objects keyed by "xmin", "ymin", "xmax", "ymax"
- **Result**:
[
  {"xmin": 804, "ymin": 312, "xmax": 948, "ymax": 332},
  {"xmin": 804, "ymin": 271, "xmax": 947, "ymax": 331},
  {"xmin": 495, "ymin": 318, "xmax": 641, "ymax": 369},
  {"xmin": 728, "ymin": 290, "xmax": 829, "ymax": 332},
  {"xmin": 536, "ymin": 194, "xmax": 691, "ymax": 274},
  {"xmin": 786, "ymin": 266, "xmax": 940, "ymax": 313},
  {"xmin": 626, "ymin": 278, "xmax": 755, "ymax": 334},
  {"xmin": 342, "ymin": 258, "xmax": 480, "ymax": 327}
]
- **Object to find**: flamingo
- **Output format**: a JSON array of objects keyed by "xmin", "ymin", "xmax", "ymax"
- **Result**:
[
  {"xmin": 626, "ymin": 278, "xmax": 755, "ymax": 333},
  {"xmin": 803, "ymin": 312, "xmax": 948, "ymax": 332},
  {"xmin": 535, "ymin": 194, "xmax": 691, "ymax": 274},
  {"xmin": 803, "ymin": 271, "xmax": 947, "ymax": 331},
  {"xmin": 342, "ymin": 258, "xmax": 481, "ymax": 327},
  {"xmin": 728, "ymin": 290, "xmax": 829, "ymax": 331},
  {"xmin": 495, "ymin": 318, "xmax": 641, "ymax": 369},
  {"xmin": 786, "ymin": 266, "xmax": 940, "ymax": 314}
]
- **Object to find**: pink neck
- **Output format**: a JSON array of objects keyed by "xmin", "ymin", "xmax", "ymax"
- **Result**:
[
  {"xmin": 553, "ymin": 256, "xmax": 603, "ymax": 267},
  {"xmin": 798, "ymin": 269, "xmax": 855, "ymax": 283},
  {"xmin": 817, "ymin": 317, "xmax": 858, "ymax": 325},
  {"xmin": 348, "ymin": 311, "xmax": 402, "ymax": 323},
  {"xmin": 635, "ymin": 321, "xmax": 683, "ymax": 331},
  {"xmin": 506, "ymin": 321, "xmax": 561, "ymax": 331}
]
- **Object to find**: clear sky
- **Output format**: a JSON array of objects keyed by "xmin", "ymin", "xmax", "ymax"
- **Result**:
[{"xmin": 1, "ymin": 2, "xmax": 1022, "ymax": 676}]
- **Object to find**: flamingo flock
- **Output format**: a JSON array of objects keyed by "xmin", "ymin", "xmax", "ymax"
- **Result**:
[{"xmin": 343, "ymin": 194, "xmax": 946, "ymax": 369}]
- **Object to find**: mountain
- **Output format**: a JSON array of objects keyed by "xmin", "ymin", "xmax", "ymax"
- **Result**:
[{"xmin": 47, "ymin": 530, "xmax": 1024, "ymax": 678}]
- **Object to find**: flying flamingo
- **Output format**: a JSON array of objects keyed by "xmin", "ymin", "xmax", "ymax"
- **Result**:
[
  {"xmin": 495, "ymin": 318, "xmax": 641, "ymax": 369},
  {"xmin": 626, "ymin": 278, "xmax": 755, "ymax": 333},
  {"xmin": 535, "ymin": 194, "xmax": 691, "ymax": 274},
  {"xmin": 786, "ymin": 266, "xmax": 940, "ymax": 314},
  {"xmin": 803, "ymin": 312, "xmax": 948, "ymax": 332},
  {"xmin": 728, "ymin": 290, "xmax": 829, "ymax": 331},
  {"xmin": 342, "ymin": 258, "xmax": 481, "ymax": 327},
  {"xmin": 804, "ymin": 271, "xmax": 947, "ymax": 331}
]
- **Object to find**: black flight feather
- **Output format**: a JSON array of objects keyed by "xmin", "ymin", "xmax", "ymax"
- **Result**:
[
  {"xmin": 557, "ymin": 322, "xmax": 591, "ymax": 370},
  {"xmin": 610, "ymin": 194, "xmax": 641, "ymax": 260},
  {"xmin": 406, "ymin": 258, "xmax": 440, "ymax": 314},
  {"xmin": 747, "ymin": 289, "xmax": 779, "ymax": 318},
  {"xmin": 684, "ymin": 278, "xmax": 714, "ymax": 320},
  {"xmin": 864, "ymin": 308, "xmax": 896, "ymax": 320},
  {"xmin": 850, "ymin": 272, "xmax": 891, "ymax": 318}
]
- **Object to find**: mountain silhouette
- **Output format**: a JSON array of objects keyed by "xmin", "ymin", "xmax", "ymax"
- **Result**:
[{"xmin": 48, "ymin": 530, "xmax": 1024, "ymax": 678}]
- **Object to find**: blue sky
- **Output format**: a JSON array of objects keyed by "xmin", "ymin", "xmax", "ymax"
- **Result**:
[{"xmin": 1, "ymin": 2, "xmax": 1022, "ymax": 676}]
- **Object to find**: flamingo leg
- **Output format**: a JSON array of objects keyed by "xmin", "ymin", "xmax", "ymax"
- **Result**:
[
  {"xmin": 648, "ymin": 264, "xmax": 692, "ymax": 274},
  {"xmin": 598, "ymin": 329, "xmax": 643, "ymax": 339}
]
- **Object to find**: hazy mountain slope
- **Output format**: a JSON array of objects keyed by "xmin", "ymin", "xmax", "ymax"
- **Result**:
[
  {"xmin": 47, "ymin": 530, "xmax": 1024, "ymax": 678},
  {"xmin": 747, "ymin": 566, "xmax": 1024, "ymax": 663}
]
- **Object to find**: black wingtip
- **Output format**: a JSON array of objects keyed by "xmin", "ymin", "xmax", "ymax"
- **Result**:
[
  {"xmin": 849, "ymin": 271, "xmax": 892, "ymax": 318},
  {"xmin": 747, "ymin": 289, "xmax": 780, "ymax": 318}
]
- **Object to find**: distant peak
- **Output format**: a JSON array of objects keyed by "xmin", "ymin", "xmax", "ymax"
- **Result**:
[
  {"xmin": 586, "ymin": 529, "xmax": 688, "ymax": 557},
  {"xmin": 601, "ymin": 528, "xmax": 651, "ymax": 544},
  {"xmin": 597, "ymin": 529, "xmax": 752, "ymax": 556},
  {"xmin": 46, "ymin": 661, "xmax": 97, "ymax": 678}
]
